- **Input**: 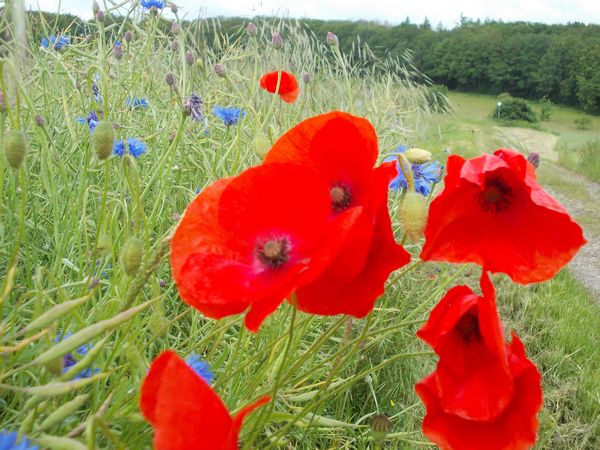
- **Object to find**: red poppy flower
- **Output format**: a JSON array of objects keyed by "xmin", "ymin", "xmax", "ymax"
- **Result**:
[
  {"xmin": 420, "ymin": 148, "xmax": 585, "ymax": 284},
  {"xmin": 416, "ymin": 333, "xmax": 542, "ymax": 450},
  {"xmin": 415, "ymin": 273, "xmax": 542, "ymax": 450},
  {"xmin": 140, "ymin": 351, "xmax": 270, "ymax": 450},
  {"xmin": 170, "ymin": 163, "xmax": 361, "ymax": 331},
  {"xmin": 263, "ymin": 111, "xmax": 410, "ymax": 316},
  {"xmin": 259, "ymin": 71, "xmax": 299, "ymax": 103}
]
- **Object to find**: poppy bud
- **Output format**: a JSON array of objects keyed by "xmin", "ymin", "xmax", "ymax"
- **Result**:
[
  {"xmin": 272, "ymin": 32, "xmax": 283, "ymax": 49},
  {"xmin": 121, "ymin": 237, "xmax": 143, "ymax": 277},
  {"xmin": 92, "ymin": 121, "xmax": 115, "ymax": 160},
  {"xmin": 124, "ymin": 342, "xmax": 147, "ymax": 376},
  {"xmin": 247, "ymin": 21, "xmax": 257, "ymax": 37},
  {"xmin": 527, "ymin": 152, "xmax": 540, "ymax": 168},
  {"xmin": 214, "ymin": 63, "xmax": 226, "ymax": 78},
  {"xmin": 400, "ymin": 191, "xmax": 427, "ymax": 242},
  {"xmin": 326, "ymin": 32, "xmax": 338, "ymax": 46},
  {"xmin": 149, "ymin": 304, "xmax": 170, "ymax": 338},
  {"xmin": 5, "ymin": 130, "xmax": 27, "ymax": 169},
  {"xmin": 405, "ymin": 147, "xmax": 432, "ymax": 164},
  {"xmin": 253, "ymin": 131, "xmax": 271, "ymax": 159},
  {"xmin": 97, "ymin": 234, "xmax": 111, "ymax": 256},
  {"xmin": 369, "ymin": 414, "xmax": 392, "ymax": 442}
]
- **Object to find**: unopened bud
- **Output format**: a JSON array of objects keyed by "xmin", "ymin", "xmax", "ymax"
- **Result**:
[
  {"xmin": 97, "ymin": 234, "xmax": 111, "ymax": 256},
  {"xmin": 35, "ymin": 114, "xmax": 45, "ymax": 128},
  {"xmin": 149, "ymin": 304, "xmax": 169, "ymax": 338},
  {"xmin": 253, "ymin": 131, "xmax": 271, "ymax": 159},
  {"xmin": 272, "ymin": 32, "xmax": 283, "ymax": 49},
  {"xmin": 170, "ymin": 39, "xmax": 179, "ymax": 51},
  {"xmin": 121, "ymin": 237, "xmax": 143, "ymax": 277},
  {"xmin": 326, "ymin": 31, "xmax": 338, "ymax": 46},
  {"xmin": 400, "ymin": 192, "xmax": 427, "ymax": 242},
  {"xmin": 170, "ymin": 3, "xmax": 178, "ymax": 13},
  {"xmin": 369, "ymin": 414, "xmax": 392, "ymax": 442},
  {"xmin": 214, "ymin": 63, "xmax": 226, "ymax": 78},
  {"xmin": 4, "ymin": 130, "xmax": 27, "ymax": 169},
  {"xmin": 114, "ymin": 45, "xmax": 123, "ymax": 60},
  {"xmin": 92, "ymin": 1, "xmax": 100, "ymax": 15},
  {"xmin": 95, "ymin": 10, "xmax": 105, "ymax": 23},
  {"xmin": 404, "ymin": 148, "xmax": 432, "ymax": 164},
  {"xmin": 124, "ymin": 31, "xmax": 133, "ymax": 42},
  {"xmin": 171, "ymin": 21, "xmax": 181, "ymax": 35},
  {"xmin": 246, "ymin": 22, "xmax": 257, "ymax": 37},
  {"xmin": 85, "ymin": 34, "xmax": 93, "ymax": 43},
  {"xmin": 527, "ymin": 152, "xmax": 540, "ymax": 168},
  {"xmin": 165, "ymin": 72, "xmax": 176, "ymax": 86},
  {"xmin": 302, "ymin": 72, "xmax": 311, "ymax": 84},
  {"xmin": 185, "ymin": 50, "xmax": 194, "ymax": 65},
  {"xmin": 93, "ymin": 121, "xmax": 115, "ymax": 160}
]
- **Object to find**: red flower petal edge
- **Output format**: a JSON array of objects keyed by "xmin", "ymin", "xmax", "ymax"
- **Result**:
[
  {"xmin": 170, "ymin": 163, "xmax": 361, "ymax": 331},
  {"xmin": 259, "ymin": 71, "xmax": 299, "ymax": 103},
  {"xmin": 420, "ymin": 148, "xmax": 586, "ymax": 284},
  {"xmin": 263, "ymin": 111, "xmax": 410, "ymax": 316},
  {"xmin": 140, "ymin": 351, "xmax": 270, "ymax": 450}
]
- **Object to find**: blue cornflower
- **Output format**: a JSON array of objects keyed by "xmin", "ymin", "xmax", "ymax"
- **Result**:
[
  {"xmin": 75, "ymin": 111, "xmax": 99, "ymax": 133},
  {"xmin": 41, "ymin": 35, "xmax": 70, "ymax": 50},
  {"xmin": 126, "ymin": 97, "xmax": 149, "ymax": 109},
  {"xmin": 91, "ymin": 81, "xmax": 103, "ymax": 103},
  {"xmin": 385, "ymin": 146, "xmax": 443, "ymax": 196},
  {"xmin": 184, "ymin": 93, "xmax": 203, "ymax": 122},
  {"xmin": 54, "ymin": 332, "xmax": 99, "ymax": 380},
  {"xmin": 185, "ymin": 354, "xmax": 214, "ymax": 384},
  {"xmin": 141, "ymin": 0, "xmax": 165, "ymax": 9},
  {"xmin": 113, "ymin": 138, "xmax": 147, "ymax": 158},
  {"xmin": 114, "ymin": 40, "xmax": 122, "ymax": 48},
  {"xmin": 213, "ymin": 105, "xmax": 245, "ymax": 127},
  {"xmin": 0, "ymin": 431, "xmax": 39, "ymax": 450}
]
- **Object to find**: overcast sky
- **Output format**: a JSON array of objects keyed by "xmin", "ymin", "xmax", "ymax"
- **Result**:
[{"xmin": 24, "ymin": 0, "xmax": 600, "ymax": 28}]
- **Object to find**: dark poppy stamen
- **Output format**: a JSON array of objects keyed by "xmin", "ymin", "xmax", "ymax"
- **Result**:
[
  {"xmin": 330, "ymin": 185, "xmax": 352, "ymax": 212},
  {"xmin": 477, "ymin": 178, "xmax": 513, "ymax": 212},
  {"xmin": 256, "ymin": 238, "xmax": 290, "ymax": 268},
  {"xmin": 454, "ymin": 312, "xmax": 481, "ymax": 343}
]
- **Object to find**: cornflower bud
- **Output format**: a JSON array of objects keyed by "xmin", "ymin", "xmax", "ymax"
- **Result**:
[
  {"xmin": 214, "ymin": 63, "xmax": 226, "ymax": 78},
  {"xmin": 326, "ymin": 31, "xmax": 338, "ymax": 46},
  {"xmin": 171, "ymin": 21, "xmax": 181, "ymax": 35},
  {"xmin": 35, "ymin": 114, "xmax": 45, "ymax": 128},
  {"xmin": 95, "ymin": 10, "xmax": 105, "ymax": 23},
  {"xmin": 114, "ymin": 45, "xmax": 123, "ymax": 60},
  {"xmin": 121, "ymin": 237, "xmax": 143, "ymax": 277},
  {"xmin": 369, "ymin": 414, "xmax": 392, "ymax": 442},
  {"xmin": 170, "ymin": 3, "xmax": 178, "ymax": 13},
  {"xmin": 302, "ymin": 72, "xmax": 311, "ymax": 84},
  {"xmin": 272, "ymin": 32, "xmax": 283, "ymax": 49},
  {"xmin": 527, "ymin": 152, "xmax": 540, "ymax": 168},
  {"xmin": 85, "ymin": 34, "xmax": 93, "ymax": 43},
  {"xmin": 124, "ymin": 31, "xmax": 133, "ymax": 42},
  {"xmin": 247, "ymin": 22, "xmax": 257, "ymax": 37},
  {"xmin": 93, "ymin": 121, "xmax": 115, "ymax": 160},
  {"xmin": 170, "ymin": 39, "xmax": 179, "ymax": 51},
  {"xmin": 165, "ymin": 72, "xmax": 176, "ymax": 87},
  {"xmin": 5, "ymin": 130, "xmax": 27, "ymax": 169},
  {"xmin": 92, "ymin": 1, "xmax": 100, "ymax": 15},
  {"xmin": 185, "ymin": 50, "xmax": 194, "ymax": 65}
]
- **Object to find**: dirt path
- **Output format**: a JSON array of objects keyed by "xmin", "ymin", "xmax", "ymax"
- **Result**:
[{"xmin": 493, "ymin": 126, "xmax": 600, "ymax": 299}]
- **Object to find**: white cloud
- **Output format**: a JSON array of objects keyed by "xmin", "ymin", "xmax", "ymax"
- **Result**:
[{"xmin": 22, "ymin": 0, "xmax": 600, "ymax": 27}]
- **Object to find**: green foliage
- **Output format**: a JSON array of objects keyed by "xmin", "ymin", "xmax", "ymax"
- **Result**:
[
  {"xmin": 539, "ymin": 96, "xmax": 553, "ymax": 120},
  {"xmin": 574, "ymin": 117, "xmax": 593, "ymax": 129},
  {"xmin": 493, "ymin": 96, "xmax": 538, "ymax": 123},
  {"xmin": 558, "ymin": 140, "xmax": 600, "ymax": 182}
]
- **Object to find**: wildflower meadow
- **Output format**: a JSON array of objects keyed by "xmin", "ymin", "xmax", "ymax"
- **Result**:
[{"xmin": 0, "ymin": 1, "xmax": 594, "ymax": 449}]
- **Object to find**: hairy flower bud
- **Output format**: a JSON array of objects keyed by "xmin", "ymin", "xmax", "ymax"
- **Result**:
[
  {"xmin": 246, "ymin": 22, "xmax": 257, "ymax": 37},
  {"xmin": 253, "ymin": 131, "xmax": 271, "ymax": 159},
  {"xmin": 121, "ymin": 237, "xmax": 143, "ymax": 277},
  {"xmin": 326, "ymin": 31, "xmax": 338, "ymax": 46},
  {"xmin": 401, "ymin": 191, "xmax": 428, "ymax": 242},
  {"xmin": 5, "ymin": 130, "xmax": 27, "ymax": 169},
  {"xmin": 272, "ymin": 32, "xmax": 283, "ymax": 49},
  {"xmin": 405, "ymin": 147, "xmax": 432, "ymax": 164},
  {"xmin": 93, "ymin": 121, "xmax": 115, "ymax": 160}
]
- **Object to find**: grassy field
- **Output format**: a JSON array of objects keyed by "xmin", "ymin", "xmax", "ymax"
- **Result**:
[{"xmin": 0, "ymin": 4, "xmax": 599, "ymax": 449}]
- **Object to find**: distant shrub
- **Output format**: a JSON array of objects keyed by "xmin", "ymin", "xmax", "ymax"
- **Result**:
[
  {"xmin": 497, "ymin": 92, "xmax": 513, "ymax": 101},
  {"xmin": 493, "ymin": 97, "xmax": 537, "ymax": 123},
  {"xmin": 539, "ymin": 96, "xmax": 553, "ymax": 121},
  {"xmin": 425, "ymin": 84, "xmax": 451, "ymax": 113},
  {"xmin": 574, "ymin": 117, "xmax": 592, "ymax": 130}
]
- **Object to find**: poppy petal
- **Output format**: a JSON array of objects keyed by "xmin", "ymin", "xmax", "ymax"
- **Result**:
[{"xmin": 259, "ymin": 71, "xmax": 299, "ymax": 103}]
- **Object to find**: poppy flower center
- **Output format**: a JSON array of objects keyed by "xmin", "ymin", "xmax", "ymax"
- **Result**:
[
  {"xmin": 455, "ymin": 312, "xmax": 481, "ymax": 343},
  {"xmin": 478, "ymin": 178, "xmax": 512, "ymax": 212},
  {"xmin": 330, "ymin": 185, "xmax": 352, "ymax": 212},
  {"xmin": 256, "ymin": 238, "xmax": 290, "ymax": 269}
]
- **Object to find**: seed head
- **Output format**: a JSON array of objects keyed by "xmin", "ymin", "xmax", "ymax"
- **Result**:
[
  {"xmin": 272, "ymin": 32, "xmax": 283, "ymax": 49},
  {"xmin": 246, "ymin": 22, "xmax": 258, "ymax": 37}
]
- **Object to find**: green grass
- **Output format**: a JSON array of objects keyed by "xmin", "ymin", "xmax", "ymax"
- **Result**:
[{"xmin": 0, "ymin": 5, "xmax": 599, "ymax": 450}]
